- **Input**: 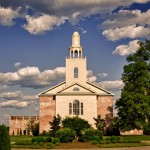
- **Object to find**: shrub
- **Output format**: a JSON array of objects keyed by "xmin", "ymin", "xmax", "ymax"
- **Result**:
[
  {"xmin": 106, "ymin": 140, "xmax": 111, "ymax": 144},
  {"xmin": 0, "ymin": 124, "xmax": 11, "ymax": 150},
  {"xmin": 56, "ymin": 128, "xmax": 76, "ymax": 143},
  {"xmin": 52, "ymin": 137, "xmax": 60, "ymax": 144},
  {"xmin": 33, "ymin": 142, "xmax": 38, "ymax": 145},
  {"xmin": 80, "ymin": 128, "xmax": 102, "ymax": 142},
  {"xmin": 31, "ymin": 137, "xmax": 45, "ymax": 143},
  {"xmin": 39, "ymin": 142, "xmax": 44, "ymax": 146},
  {"xmin": 92, "ymin": 135, "xmax": 101, "ymax": 142},
  {"xmin": 91, "ymin": 140, "xmax": 99, "ymax": 145},
  {"xmin": 110, "ymin": 136, "xmax": 120, "ymax": 143},
  {"xmin": 47, "ymin": 143, "xmax": 53, "ymax": 149},
  {"xmin": 99, "ymin": 140, "xmax": 106, "ymax": 144},
  {"xmin": 62, "ymin": 116, "xmax": 91, "ymax": 138},
  {"xmin": 45, "ymin": 136, "xmax": 52, "ymax": 142}
]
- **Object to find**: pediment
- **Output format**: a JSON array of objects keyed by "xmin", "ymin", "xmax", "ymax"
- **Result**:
[{"xmin": 57, "ymin": 83, "xmax": 96, "ymax": 94}]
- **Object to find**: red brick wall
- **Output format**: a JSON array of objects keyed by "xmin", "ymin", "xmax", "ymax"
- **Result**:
[
  {"xmin": 39, "ymin": 96, "xmax": 55, "ymax": 133},
  {"xmin": 97, "ymin": 96, "xmax": 113, "ymax": 126}
]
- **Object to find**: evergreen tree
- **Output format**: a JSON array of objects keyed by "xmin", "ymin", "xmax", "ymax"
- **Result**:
[
  {"xmin": 0, "ymin": 124, "xmax": 11, "ymax": 150},
  {"xmin": 93, "ymin": 115, "xmax": 106, "ymax": 135},
  {"xmin": 116, "ymin": 40, "xmax": 150, "ymax": 131},
  {"xmin": 49, "ymin": 114, "xmax": 61, "ymax": 137}
]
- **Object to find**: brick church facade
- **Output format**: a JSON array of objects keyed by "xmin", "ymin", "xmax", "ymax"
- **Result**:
[{"xmin": 38, "ymin": 32, "xmax": 114, "ymax": 133}]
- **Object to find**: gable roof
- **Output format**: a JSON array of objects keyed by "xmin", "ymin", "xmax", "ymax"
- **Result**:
[
  {"xmin": 39, "ymin": 81, "xmax": 114, "ymax": 96},
  {"xmin": 57, "ymin": 82, "xmax": 97, "ymax": 95},
  {"xmin": 86, "ymin": 81, "xmax": 114, "ymax": 96},
  {"xmin": 38, "ymin": 81, "xmax": 66, "ymax": 96}
]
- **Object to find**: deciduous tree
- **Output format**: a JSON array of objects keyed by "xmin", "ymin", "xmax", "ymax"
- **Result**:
[{"xmin": 116, "ymin": 40, "xmax": 150, "ymax": 131}]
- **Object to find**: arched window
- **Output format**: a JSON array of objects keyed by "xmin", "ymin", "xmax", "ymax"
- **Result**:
[
  {"xmin": 71, "ymin": 51, "xmax": 73, "ymax": 58},
  {"xmin": 73, "ymin": 87, "xmax": 80, "ymax": 91},
  {"xmin": 73, "ymin": 100, "xmax": 79, "ymax": 115},
  {"xmin": 69, "ymin": 103, "xmax": 72, "ymax": 115},
  {"xmin": 79, "ymin": 51, "xmax": 81, "ymax": 58},
  {"xmin": 69, "ymin": 100, "xmax": 83, "ymax": 115},
  {"xmin": 74, "ymin": 67, "xmax": 78, "ymax": 78},
  {"xmin": 74, "ymin": 50, "xmax": 78, "ymax": 58}
]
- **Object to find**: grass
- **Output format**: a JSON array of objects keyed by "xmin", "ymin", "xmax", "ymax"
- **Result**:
[
  {"xmin": 10, "ymin": 135, "xmax": 33, "ymax": 143},
  {"xmin": 10, "ymin": 135, "xmax": 150, "ymax": 149}
]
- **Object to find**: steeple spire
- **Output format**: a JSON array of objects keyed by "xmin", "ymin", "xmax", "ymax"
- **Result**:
[
  {"xmin": 72, "ymin": 31, "xmax": 80, "ymax": 47},
  {"xmin": 70, "ymin": 31, "xmax": 83, "ymax": 58}
]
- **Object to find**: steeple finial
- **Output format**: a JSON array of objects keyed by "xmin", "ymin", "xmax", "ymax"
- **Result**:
[{"xmin": 72, "ymin": 31, "xmax": 80, "ymax": 47}]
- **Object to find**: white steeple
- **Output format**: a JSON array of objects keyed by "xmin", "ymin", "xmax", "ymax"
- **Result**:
[
  {"xmin": 69, "ymin": 31, "xmax": 83, "ymax": 58},
  {"xmin": 66, "ymin": 32, "xmax": 87, "ymax": 86},
  {"xmin": 72, "ymin": 31, "xmax": 80, "ymax": 47}
]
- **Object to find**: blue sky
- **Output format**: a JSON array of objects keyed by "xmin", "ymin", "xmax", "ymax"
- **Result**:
[{"xmin": 0, "ymin": 0, "xmax": 150, "ymax": 125}]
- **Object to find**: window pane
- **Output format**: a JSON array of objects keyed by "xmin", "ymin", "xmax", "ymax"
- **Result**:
[
  {"xmin": 73, "ymin": 100, "xmax": 80, "ymax": 115},
  {"xmin": 74, "ymin": 67, "xmax": 78, "ymax": 78},
  {"xmin": 81, "ymin": 103, "xmax": 83, "ymax": 115},
  {"xmin": 69, "ymin": 103, "xmax": 72, "ymax": 115}
]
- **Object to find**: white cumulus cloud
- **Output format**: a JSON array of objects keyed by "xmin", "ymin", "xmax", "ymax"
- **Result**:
[
  {"xmin": 102, "ymin": 25, "xmax": 150, "ymax": 41},
  {"xmin": 0, "ymin": 6, "xmax": 20, "ymax": 26},
  {"xmin": 0, "ymin": 100, "xmax": 29, "ymax": 109},
  {"xmin": 98, "ymin": 80, "xmax": 124, "ymax": 90},
  {"xmin": 0, "ymin": 66, "xmax": 66, "ymax": 89},
  {"xmin": 98, "ymin": 73, "xmax": 108, "ymax": 78},
  {"xmin": 112, "ymin": 40, "xmax": 140, "ymax": 56},
  {"xmin": 23, "ymin": 15, "xmax": 67, "ymax": 34}
]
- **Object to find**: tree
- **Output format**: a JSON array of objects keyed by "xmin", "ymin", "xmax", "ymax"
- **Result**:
[
  {"xmin": 0, "ymin": 124, "xmax": 11, "ymax": 150},
  {"xmin": 93, "ymin": 115, "xmax": 106, "ymax": 135},
  {"xmin": 26, "ymin": 120, "xmax": 39, "ymax": 136},
  {"xmin": 62, "ymin": 116, "xmax": 91, "ymax": 138},
  {"xmin": 116, "ymin": 40, "xmax": 150, "ymax": 131},
  {"xmin": 49, "ymin": 114, "xmax": 61, "ymax": 137}
]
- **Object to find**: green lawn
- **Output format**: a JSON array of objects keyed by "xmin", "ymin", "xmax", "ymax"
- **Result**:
[
  {"xmin": 10, "ymin": 135, "xmax": 33, "ymax": 143},
  {"xmin": 10, "ymin": 135, "xmax": 150, "ymax": 149}
]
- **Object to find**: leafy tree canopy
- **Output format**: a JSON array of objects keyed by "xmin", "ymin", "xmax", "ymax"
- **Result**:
[
  {"xmin": 26, "ymin": 119, "xmax": 39, "ymax": 136},
  {"xmin": 116, "ymin": 40, "xmax": 150, "ymax": 131},
  {"xmin": 62, "ymin": 116, "xmax": 91, "ymax": 137}
]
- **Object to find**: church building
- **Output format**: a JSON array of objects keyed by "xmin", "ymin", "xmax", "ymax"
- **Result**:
[{"xmin": 39, "ymin": 32, "xmax": 114, "ymax": 133}]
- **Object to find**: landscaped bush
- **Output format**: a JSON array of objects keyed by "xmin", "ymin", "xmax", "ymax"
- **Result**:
[
  {"xmin": 56, "ymin": 128, "xmax": 76, "ymax": 143},
  {"xmin": 52, "ymin": 137, "xmax": 60, "ymax": 144},
  {"xmin": 31, "ymin": 136, "xmax": 45, "ymax": 143},
  {"xmin": 109, "ymin": 136, "xmax": 121, "ymax": 143},
  {"xmin": 45, "ymin": 136, "xmax": 52, "ymax": 142},
  {"xmin": 91, "ymin": 140, "xmax": 99, "ymax": 145},
  {"xmin": 80, "ymin": 128, "xmax": 102, "ymax": 142},
  {"xmin": 92, "ymin": 135, "xmax": 101, "ymax": 142},
  {"xmin": 62, "ymin": 116, "xmax": 91, "ymax": 138},
  {"xmin": 32, "ymin": 141, "xmax": 38, "ymax": 145},
  {"xmin": 46, "ymin": 143, "xmax": 53, "ymax": 149},
  {"xmin": 39, "ymin": 142, "xmax": 44, "ymax": 146}
]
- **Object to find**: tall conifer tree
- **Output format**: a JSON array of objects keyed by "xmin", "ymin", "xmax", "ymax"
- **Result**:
[
  {"xmin": 0, "ymin": 124, "xmax": 11, "ymax": 150},
  {"xmin": 116, "ymin": 40, "xmax": 150, "ymax": 131}
]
